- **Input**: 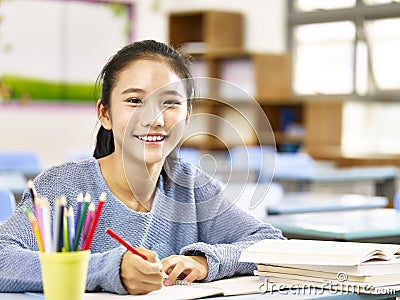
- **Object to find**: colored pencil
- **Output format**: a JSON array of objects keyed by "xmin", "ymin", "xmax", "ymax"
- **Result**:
[
  {"xmin": 82, "ymin": 192, "xmax": 106, "ymax": 250},
  {"xmin": 28, "ymin": 181, "xmax": 45, "ymax": 249},
  {"xmin": 22, "ymin": 206, "xmax": 44, "ymax": 252},
  {"xmin": 63, "ymin": 207, "xmax": 69, "ymax": 252},
  {"xmin": 34, "ymin": 198, "xmax": 45, "ymax": 249},
  {"xmin": 67, "ymin": 206, "xmax": 75, "ymax": 252},
  {"xmin": 105, "ymin": 228, "xmax": 147, "ymax": 260},
  {"xmin": 82, "ymin": 202, "xmax": 95, "ymax": 244},
  {"xmin": 73, "ymin": 193, "xmax": 91, "ymax": 251},
  {"xmin": 23, "ymin": 189, "xmax": 107, "ymax": 253},
  {"xmin": 27, "ymin": 180, "xmax": 37, "ymax": 201},
  {"xmin": 53, "ymin": 196, "xmax": 66, "ymax": 252},
  {"xmin": 105, "ymin": 227, "xmax": 168, "ymax": 278},
  {"xmin": 74, "ymin": 193, "xmax": 84, "ymax": 238},
  {"xmin": 40, "ymin": 198, "xmax": 52, "ymax": 253}
]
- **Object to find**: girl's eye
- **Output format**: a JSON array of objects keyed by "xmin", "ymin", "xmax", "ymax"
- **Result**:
[
  {"xmin": 164, "ymin": 99, "xmax": 181, "ymax": 107},
  {"xmin": 127, "ymin": 98, "xmax": 142, "ymax": 104}
]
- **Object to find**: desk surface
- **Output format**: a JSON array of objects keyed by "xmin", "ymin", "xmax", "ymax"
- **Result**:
[
  {"xmin": 3, "ymin": 290, "xmax": 398, "ymax": 300},
  {"xmin": 267, "ymin": 208, "xmax": 400, "ymax": 242},
  {"xmin": 267, "ymin": 193, "xmax": 388, "ymax": 215},
  {"xmin": 273, "ymin": 166, "xmax": 398, "ymax": 182}
]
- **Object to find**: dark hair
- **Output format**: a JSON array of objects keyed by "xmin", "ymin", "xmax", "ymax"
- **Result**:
[{"xmin": 93, "ymin": 40, "xmax": 195, "ymax": 159}]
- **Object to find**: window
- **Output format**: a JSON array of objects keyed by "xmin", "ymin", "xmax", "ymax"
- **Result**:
[
  {"xmin": 363, "ymin": 0, "xmax": 400, "ymax": 5},
  {"xmin": 295, "ymin": 0, "xmax": 355, "ymax": 12},
  {"xmin": 290, "ymin": 1, "xmax": 400, "ymax": 155},
  {"xmin": 290, "ymin": 0, "xmax": 400, "ymax": 96},
  {"xmin": 293, "ymin": 22, "xmax": 355, "ymax": 94},
  {"xmin": 364, "ymin": 18, "xmax": 400, "ymax": 90}
]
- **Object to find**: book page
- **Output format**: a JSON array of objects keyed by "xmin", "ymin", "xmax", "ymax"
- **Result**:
[
  {"xmin": 84, "ymin": 285, "xmax": 221, "ymax": 300},
  {"xmin": 205, "ymin": 276, "xmax": 260, "ymax": 296},
  {"xmin": 263, "ymin": 256, "xmax": 400, "ymax": 276},
  {"xmin": 83, "ymin": 276, "xmax": 259, "ymax": 299},
  {"xmin": 240, "ymin": 239, "xmax": 400, "ymax": 265}
]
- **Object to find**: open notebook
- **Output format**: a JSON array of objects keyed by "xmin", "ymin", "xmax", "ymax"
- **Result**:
[{"xmin": 84, "ymin": 276, "xmax": 260, "ymax": 299}]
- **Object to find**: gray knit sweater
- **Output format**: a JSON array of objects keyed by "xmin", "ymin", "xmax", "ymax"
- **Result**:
[{"xmin": 0, "ymin": 157, "xmax": 283, "ymax": 294}]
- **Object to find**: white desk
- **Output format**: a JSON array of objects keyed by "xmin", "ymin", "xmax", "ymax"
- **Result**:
[
  {"xmin": 4, "ymin": 290, "xmax": 398, "ymax": 299},
  {"xmin": 273, "ymin": 166, "xmax": 398, "ymax": 206},
  {"xmin": 267, "ymin": 208, "xmax": 400, "ymax": 243},
  {"xmin": 267, "ymin": 193, "xmax": 388, "ymax": 215}
]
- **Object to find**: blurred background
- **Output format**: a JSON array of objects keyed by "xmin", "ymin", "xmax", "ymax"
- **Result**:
[{"xmin": 1, "ymin": 0, "xmax": 400, "ymax": 211}]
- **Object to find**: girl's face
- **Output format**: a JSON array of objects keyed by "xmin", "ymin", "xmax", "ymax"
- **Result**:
[{"xmin": 102, "ymin": 59, "xmax": 189, "ymax": 166}]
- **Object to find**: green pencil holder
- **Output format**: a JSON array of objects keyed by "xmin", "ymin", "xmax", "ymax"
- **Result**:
[{"xmin": 39, "ymin": 250, "xmax": 90, "ymax": 300}]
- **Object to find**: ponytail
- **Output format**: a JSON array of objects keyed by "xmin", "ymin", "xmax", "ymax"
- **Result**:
[{"xmin": 93, "ymin": 126, "xmax": 114, "ymax": 159}]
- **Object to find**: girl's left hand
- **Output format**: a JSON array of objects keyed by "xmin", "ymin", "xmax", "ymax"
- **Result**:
[{"xmin": 161, "ymin": 255, "xmax": 208, "ymax": 286}]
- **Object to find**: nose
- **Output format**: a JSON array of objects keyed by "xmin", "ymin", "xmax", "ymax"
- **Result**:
[{"xmin": 140, "ymin": 103, "xmax": 164, "ymax": 128}]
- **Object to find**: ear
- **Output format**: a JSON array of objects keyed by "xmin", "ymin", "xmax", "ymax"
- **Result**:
[{"xmin": 96, "ymin": 99, "xmax": 112, "ymax": 130}]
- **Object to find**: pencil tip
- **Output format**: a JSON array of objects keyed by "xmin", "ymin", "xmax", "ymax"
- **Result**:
[
  {"xmin": 60, "ymin": 195, "xmax": 67, "ymax": 206},
  {"xmin": 100, "ymin": 192, "xmax": 106, "ymax": 202},
  {"xmin": 76, "ymin": 193, "xmax": 84, "ymax": 202},
  {"xmin": 84, "ymin": 193, "xmax": 91, "ymax": 202}
]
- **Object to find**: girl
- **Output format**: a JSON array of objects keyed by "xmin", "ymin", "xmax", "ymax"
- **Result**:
[{"xmin": 0, "ymin": 40, "xmax": 284, "ymax": 295}]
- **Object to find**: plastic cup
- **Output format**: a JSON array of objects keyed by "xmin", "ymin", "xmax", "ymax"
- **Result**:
[{"xmin": 39, "ymin": 250, "xmax": 90, "ymax": 300}]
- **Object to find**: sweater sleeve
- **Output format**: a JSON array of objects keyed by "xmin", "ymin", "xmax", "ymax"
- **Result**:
[
  {"xmin": 179, "ymin": 200, "xmax": 285, "ymax": 282},
  {"xmin": 0, "ymin": 192, "xmax": 129, "ymax": 294}
]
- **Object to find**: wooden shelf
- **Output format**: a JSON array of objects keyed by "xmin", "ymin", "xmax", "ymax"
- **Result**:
[
  {"xmin": 187, "ymin": 48, "xmax": 250, "ymax": 58},
  {"xmin": 169, "ymin": 11, "xmax": 243, "ymax": 52},
  {"xmin": 169, "ymin": 10, "xmax": 345, "ymax": 154}
]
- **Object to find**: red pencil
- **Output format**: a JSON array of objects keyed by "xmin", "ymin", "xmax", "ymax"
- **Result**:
[
  {"xmin": 82, "ymin": 192, "xmax": 106, "ymax": 250},
  {"xmin": 105, "ymin": 227, "xmax": 147, "ymax": 260}
]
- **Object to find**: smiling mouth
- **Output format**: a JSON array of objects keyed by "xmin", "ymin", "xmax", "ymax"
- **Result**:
[{"xmin": 135, "ymin": 135, "xmax": 166, "ymax": 142}]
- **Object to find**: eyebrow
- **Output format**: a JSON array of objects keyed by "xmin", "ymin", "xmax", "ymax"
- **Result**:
[
  {"xmin": 121, "ymin": 87, "xmax": 185, "ymax": 98},
  {"xmin": 161, "ymin": 90, "xmax": 185, "ymax": 98},
  {"xmin": 121, "ymin": 87, "xmax": 145, "ymax": 95}
]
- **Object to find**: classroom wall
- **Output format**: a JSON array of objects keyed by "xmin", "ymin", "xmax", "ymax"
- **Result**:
[{"xmin": 0, "ymin": 103, "xmax": 97, "ymax": 168}]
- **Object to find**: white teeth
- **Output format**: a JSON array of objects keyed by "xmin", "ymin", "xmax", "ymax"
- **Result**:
[{"xmin": 138, "ymin": 135, "xmax": 165, "ymax": 142}]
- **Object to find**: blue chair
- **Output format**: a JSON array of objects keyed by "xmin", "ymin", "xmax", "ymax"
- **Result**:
[
  {"xmin": 0, "ymin": 151, "xmax": 42, "ymax": 177},
  {"xmin": 0, "ymin": 188, "xmax": 16, "ymax": 222}
]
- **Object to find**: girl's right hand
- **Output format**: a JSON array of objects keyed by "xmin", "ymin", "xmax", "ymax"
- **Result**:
[{"xmin": 120, "ymin": 247, "xmax": 164, "ymax": 295}]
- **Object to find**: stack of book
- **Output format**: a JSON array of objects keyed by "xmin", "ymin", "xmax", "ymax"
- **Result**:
[{"xmin": 240, "ymin": 239, "xmax": 400, "ymax": 295}]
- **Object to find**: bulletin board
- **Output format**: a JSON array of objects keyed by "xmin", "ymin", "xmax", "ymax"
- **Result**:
[{"xmin": 0, "ymin": 0, "xmax": 133, "ymax": 102}]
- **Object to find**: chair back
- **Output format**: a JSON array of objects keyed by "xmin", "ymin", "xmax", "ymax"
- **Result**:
[
  {"xmin": 0, "ymin": 151, "xmax": 42, "ymax": 177},
  {"xmin": 0, "ymin": 188, "xmax": 16, "ymax": 222}
]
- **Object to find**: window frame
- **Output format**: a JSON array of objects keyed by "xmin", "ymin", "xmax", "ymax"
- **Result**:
[{"xmin": 288, "ymin": 0, "xmax": 400, "ymax": 99}]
